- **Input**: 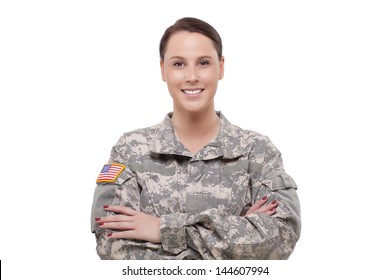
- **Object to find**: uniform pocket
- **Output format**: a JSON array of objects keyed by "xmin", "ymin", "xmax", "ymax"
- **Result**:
[
  {"xmin": 142, "ymin": 162, "xmax": 179, "ymax": 216},
  {"xmin": 220, "ymin": 159, "xmax": 250, "ymax": 215},
  {"xmin": 265, "ymin": 173, "xmax": 298, "ymax": 191}
]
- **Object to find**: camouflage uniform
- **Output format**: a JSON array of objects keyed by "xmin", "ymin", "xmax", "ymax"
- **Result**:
[{"xmin": 91, "ymin": 112, "xmax": 301, "ymax": 259}]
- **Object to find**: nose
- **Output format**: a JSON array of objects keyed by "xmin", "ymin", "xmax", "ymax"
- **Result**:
[{"xmin": 185, "ymin": 65, "xmax": 199, "ymax": 83}]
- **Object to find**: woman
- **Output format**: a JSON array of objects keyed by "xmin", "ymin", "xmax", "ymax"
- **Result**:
[{"xmin": 91, "ymin": 17, "xmax": 301, "ymax": 259}]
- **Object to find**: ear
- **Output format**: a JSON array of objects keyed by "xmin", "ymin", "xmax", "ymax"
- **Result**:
[
  {"xmin": 218, "ymin": 56, "xmax": 225, "ymax": 80},
  {"xmin": 160, "ymin": 60, "xmax": 166, "ymax": 82}
]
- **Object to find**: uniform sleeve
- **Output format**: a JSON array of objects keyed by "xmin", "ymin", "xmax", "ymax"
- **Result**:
[
  {"xmin": 159, "ymin": 137, "xmax": 301, "ymax": 259},
  {"xmin": 90, "ymin": 135, "xmax": 163, "ymax": 259}
]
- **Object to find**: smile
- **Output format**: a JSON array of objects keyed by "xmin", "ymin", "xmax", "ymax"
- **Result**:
[{"xmin": 181, "ymin": 89, "xmax": 204, "ymax": 95}]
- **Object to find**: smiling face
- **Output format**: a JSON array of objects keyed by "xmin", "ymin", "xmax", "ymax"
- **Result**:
[{"xmin": 160, "ymin": 31, "xmax": 224, "ymax": 115}]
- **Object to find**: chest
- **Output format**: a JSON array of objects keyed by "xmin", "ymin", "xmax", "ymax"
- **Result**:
[{"xmin": 133, "ymin": 156, "xmax": 251, "ymax": 216}]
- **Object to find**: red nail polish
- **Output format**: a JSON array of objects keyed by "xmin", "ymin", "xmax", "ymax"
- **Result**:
[
  {"xmin": 95, "ymin": 218, "xmax": 101, "ymax": 221},
  {"xmin": 271, "ymin": 200, "xmax": 278, "ymax": 205},
  {"xmin": 262, "ymin": 196, "xmax": 267, "ymax": 200},
  {"xmin": 98, "ymin": 222, "xmax": 104, "ymax": 226},
  {"xmin": 103, "ymin": 205, "xmax": 109, "ymax": 208},
  {"xmin": 107, "ymin": 233, "xmax": 112, "ymax": 237}
]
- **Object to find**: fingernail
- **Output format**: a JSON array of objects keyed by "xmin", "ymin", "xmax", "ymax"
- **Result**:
[
  {"xmin": 98, "ymin": 222, "xmax": 104, "ymax": 226},
  {"xmin": 95, "ymin": 218, "xmax": 101, "ymax": 221},
  {"xmin": 107, "ymin": 233, "xmax": 112, "ymax": 237},
  {"xmin": 103, "ymin": 205, "xmax": 109, "ymax": 209},
  {"xmin": 271, "ymin": 200, "xmax": 278, "ymax": 205},
  {"xmin": 262, "ymin": 196, "xmax": 267, "ymax": 200}
]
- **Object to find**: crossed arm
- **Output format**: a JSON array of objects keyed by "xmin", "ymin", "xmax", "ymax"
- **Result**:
[{"xmin": 95, "ymin": 196, "xmax": 278, "ymax": 244}]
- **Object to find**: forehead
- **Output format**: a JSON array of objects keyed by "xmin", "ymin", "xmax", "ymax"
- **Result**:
[{"xmin": 165, "ymin": 31, "xmax": 218, "ymax": 58}]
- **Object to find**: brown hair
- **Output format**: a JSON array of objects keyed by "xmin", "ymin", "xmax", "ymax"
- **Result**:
[{"xmin": 159, "ymin": 17, "xmax": 223, "ymax": 61}]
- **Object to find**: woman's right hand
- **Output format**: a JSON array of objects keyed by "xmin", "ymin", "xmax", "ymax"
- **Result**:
[
  {"xmin": 96, "ymin": 205, "xmax": 161, "ymax": 243},
  {"xmin": 245, "ymin": 196, "xmax": 278, "ymax": 216}
]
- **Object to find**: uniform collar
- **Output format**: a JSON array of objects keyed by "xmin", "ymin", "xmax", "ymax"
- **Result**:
[{"xmin": 150, "ymin": 112, "xmax": 244, "ymax": 160}]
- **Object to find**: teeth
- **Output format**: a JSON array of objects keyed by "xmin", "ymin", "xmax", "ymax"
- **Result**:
[{"xmin": 183, "ymin": 89, "xmax": 202, "ymax": 95}]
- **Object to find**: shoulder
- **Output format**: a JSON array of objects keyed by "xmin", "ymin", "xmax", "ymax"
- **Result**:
[
  {"xmin": 219, "ymin": 115, "xmax": 280, "ymax": 163},
  {"xmin": 224, "ymin": 121, "xmax": 281, "ymax": 171},
  {"xmin": 119, "ymin": 123, "xmax": 160, "ymax": 144},
  {"xmin": 112, "ymin": 122, "xmax": 162, "ymax": 157},
  {"xmin": 234, "ymin": 123, "xmax": 269, "ymax": 142},
  {"xmin": 117, "ymin": 113, "xmax": 172, "ymax": 145},
  {"xmin": 222, "ymin": 115, "xmax": 273, "ymax": 151},
  {"xmin": 239, "ymin": 126, "xmax": 277, "ymax": 156}
]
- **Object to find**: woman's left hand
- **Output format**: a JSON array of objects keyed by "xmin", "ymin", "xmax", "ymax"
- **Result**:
[
  {"xmin": 96, "ymin": 205, "xmax": 161, "ymax": 243},
  {"xmin": 245, "ymin": 196, "xmax": 278, "ymax": 216}
]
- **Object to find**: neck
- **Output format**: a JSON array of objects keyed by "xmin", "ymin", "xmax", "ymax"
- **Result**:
[
  {"xmin": 171, "ymin": 108, "xmax": 220, "ymax": 155},
  {"xmin": 171, "ymin": 108, "xmax": 219, "ymax": 139}
]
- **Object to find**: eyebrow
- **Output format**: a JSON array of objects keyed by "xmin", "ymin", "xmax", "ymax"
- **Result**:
[{"xmin": 168, "ymin": 55, "xmax": 214, "ymax": 61}]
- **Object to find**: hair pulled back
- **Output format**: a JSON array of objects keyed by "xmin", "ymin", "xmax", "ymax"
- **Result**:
[{"xmin": 159, "ymin": 17, "xmax": 223, "ymax": 61}]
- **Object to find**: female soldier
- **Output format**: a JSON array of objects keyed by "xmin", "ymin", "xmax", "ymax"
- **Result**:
[{"xmin": 91, "ymin": 17, "xmax": 301, "ymax": 259}]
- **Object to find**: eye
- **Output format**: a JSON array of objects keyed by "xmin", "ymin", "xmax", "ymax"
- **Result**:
[
  {"xmin": 199, "ymin": 60, "xmax": 210, "ymax": 66},
  {"xmin": 173, "ymin": 61, "xmax": 184, "ymax": 67}
]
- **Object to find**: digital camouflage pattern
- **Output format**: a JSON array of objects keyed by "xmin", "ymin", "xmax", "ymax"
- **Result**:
[{"xmin": 91, "ymin": 112, "xmax": 301, "ymax": 259}]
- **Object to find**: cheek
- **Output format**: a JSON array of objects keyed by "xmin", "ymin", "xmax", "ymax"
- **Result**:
[
  {"xmin": 201, "ymin": 69, "xmax": 219, "ymax": 85},
  {"xmin": 166, "ymin": 71, "xmax": 183, "ymax": 86}
]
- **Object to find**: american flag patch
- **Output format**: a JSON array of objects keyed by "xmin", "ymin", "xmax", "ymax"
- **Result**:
[{"xmin": 96, "ymin": 163, "xmax": 125, "ymax": 183}]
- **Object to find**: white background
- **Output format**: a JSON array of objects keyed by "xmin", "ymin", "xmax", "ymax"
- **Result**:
[{"xmin": 1, "ymin": 0, "xmax": 389, "ymax": 279}]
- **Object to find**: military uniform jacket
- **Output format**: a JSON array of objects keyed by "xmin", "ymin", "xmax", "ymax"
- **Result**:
[{"xmin": 91, "ymin": 112, "xmax": 301, "ymax": 259}]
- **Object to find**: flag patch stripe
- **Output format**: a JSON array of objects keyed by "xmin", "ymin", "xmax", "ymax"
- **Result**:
[{"xmin": 96, "ymin": 163, "xmax": 125, "ymax": 183}]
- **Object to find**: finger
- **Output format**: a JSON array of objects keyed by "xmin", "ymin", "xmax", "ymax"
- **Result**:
[
  {"xmin": 108, "ymin": 230, "xmax": 136, "ymax": 240},
  {"xmin": 96, "ymin": 215, "xmax": 134, "ymax": 223},
  {"xmin": 258, "ymin": 200, "xmax": 278, "ymax": 212},
  {"xmin": 265, "ymin": 208, "xmax": 277, "ymax": 216},
  {"xmin": 99, "ymin": 221, "xmax": 134, "ymax": 231},
  {"xmin": 253, "ymin": 208, "xmax": 277, "ymax": 216},
  {"xmin": 246, "ymin": 196, "xmax": 268, "ymax": 215},
  {"xmin": 103, "ymin": 205, "xmax": 138, "ymax": 216}
]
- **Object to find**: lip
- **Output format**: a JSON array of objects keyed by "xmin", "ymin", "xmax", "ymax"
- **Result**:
[{"xmin": 181, "ymin": 88, "xmax": 204, "ymax": 95}]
